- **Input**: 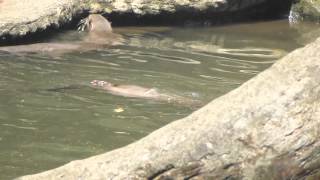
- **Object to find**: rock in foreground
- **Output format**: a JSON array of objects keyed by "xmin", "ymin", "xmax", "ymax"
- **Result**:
[{"xmin": 18, "ymin": 36, "xmax": 320, "ymax": 179}]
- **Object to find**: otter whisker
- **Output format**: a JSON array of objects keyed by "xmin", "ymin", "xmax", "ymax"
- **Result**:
[{"xmin": 77, "ymin": 18, "xmax": 89, "ymax": 32}]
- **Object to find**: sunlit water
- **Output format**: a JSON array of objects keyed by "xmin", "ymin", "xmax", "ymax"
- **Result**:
[{"xmin": 0, "ymin": 20, "xmax": 305, "ymax": 179}]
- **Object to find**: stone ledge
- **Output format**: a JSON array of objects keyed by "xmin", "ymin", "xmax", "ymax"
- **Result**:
[{"xmin": 0, "ymin": 0, "xmax": 292, "ymax": 41}]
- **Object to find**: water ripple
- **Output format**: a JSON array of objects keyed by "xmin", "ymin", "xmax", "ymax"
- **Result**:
[
  {"xmin": 0, "ymin": 22, "xmax": 301, "ymax": 180},
  {"xmin": 2, "ymin": 124, "xmax": 37, "ymax": 130}
]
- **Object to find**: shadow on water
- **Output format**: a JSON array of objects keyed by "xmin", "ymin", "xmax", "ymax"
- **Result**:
[{"xmin": 0, "ymin": 19, "xmax": 313, "ymax": 179}]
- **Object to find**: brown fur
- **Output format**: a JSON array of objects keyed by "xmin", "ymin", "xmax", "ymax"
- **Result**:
[{"xmin": 83, "ymin": 14, "xmax": 123, "ymax": 46}]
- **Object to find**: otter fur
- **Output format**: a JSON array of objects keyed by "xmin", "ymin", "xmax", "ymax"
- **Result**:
[
  {"xmin": 80, "ymin": 14, "xmax": 123, "ymax": 46},
  {"xmin": 90, "ymin": 80, "xmax": 203, "ymax": 108}
]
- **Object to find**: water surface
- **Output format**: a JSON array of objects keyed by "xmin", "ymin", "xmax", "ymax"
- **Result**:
[{"xmin": 0, "ymin": 19, "xmax": 304, "ymax": 179}]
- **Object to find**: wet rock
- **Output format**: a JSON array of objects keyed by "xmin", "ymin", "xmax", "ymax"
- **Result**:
[
  {"xmin": 17, "ymin": 33, "xmax": 320, "ymax": 179},
  {"xmin": 0, "ymin": 0, "xmax": 92, "ymax": 41},
  {"xmin": 86, "ymin": 0, "xmax": 293, "ymax": 26},
  {"xmin": 0, "ymin": 0, "xmax": 293, "ymax": 41},
  {"xmin": 290, "ymin": 0, "xmax": 320, "ymax": 23}
]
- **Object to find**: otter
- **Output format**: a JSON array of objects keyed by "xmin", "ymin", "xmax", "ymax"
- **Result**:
[
  {"xmin": 90, "ymin": 80, "xmax": 161, "ymax": 98},
  {"xmin": 0, "ymin": 14, "xmax": 123, "ymax": 54},
  {"xmin": 90, "ymin": 80, "xmax": 203, "ymax": 108},
  {"xmin": 79, "ymin": 14, "xmax": 123, "ymax": 46}
]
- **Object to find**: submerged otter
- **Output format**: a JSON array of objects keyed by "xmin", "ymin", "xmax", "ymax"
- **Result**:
[
  {"xmin": 0, "ymin": 14, "xmax": 123, "ymax": 54},
  {"xmin": 90, "ymin": 80, "xmax": 203, "ymax": 108},
  {"xmin": 46, "ymin": 80, "xmax": 203, "ymax": 108}
]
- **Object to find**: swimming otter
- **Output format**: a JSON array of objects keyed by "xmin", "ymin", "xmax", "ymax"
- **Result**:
[
  {"xmin": 90, "ymin": 80, "xmax": 161, "ymax": 98},
  {"xmin": 79, "ymin": 14, "xmax": 123, "ymax": 46},
  {"xmin": 0, "ymin": 14, "xmax": 123, "ymax": 54},
  {"xmin": 90, "ymin": 80, "xmax": 203, "ymax": 108}
]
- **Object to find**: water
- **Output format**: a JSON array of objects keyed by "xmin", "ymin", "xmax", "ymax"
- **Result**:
[{"xmin": 0, "ymin": 19, "xmax": 304, "ymax": 179}]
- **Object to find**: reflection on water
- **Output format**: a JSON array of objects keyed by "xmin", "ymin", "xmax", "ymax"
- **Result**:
[{"xmin": 0, "ymin": 19, "xmax": 303, "ymax": 179}]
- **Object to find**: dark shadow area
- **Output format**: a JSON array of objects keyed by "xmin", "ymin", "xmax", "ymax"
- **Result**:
[{"xmin": 108, "ymin": 0, "xmax": 293, "ymax": 26}]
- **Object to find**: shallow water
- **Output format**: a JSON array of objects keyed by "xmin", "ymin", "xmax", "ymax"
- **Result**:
[{"xmin": 0, "ymin": 19, "xmax": 305, "ymax": 179}]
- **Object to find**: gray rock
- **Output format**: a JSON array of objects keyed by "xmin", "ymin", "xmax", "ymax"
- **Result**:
[
  {"xmin": 0, "ymin": 0, "xmax": 292, "ymax": 40},
  {"xmin": 17, "ymin": 33, "xmax": 320, "ymax": 179},
  {"xmin": 0, "ymin": 0, "xmax": 90, "ymax": 40}
]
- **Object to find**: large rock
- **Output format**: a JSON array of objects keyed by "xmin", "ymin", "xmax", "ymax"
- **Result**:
[
  {"xmin": 289, "ymin": 0, "xmax": 320, "ymax": 23},
  {"xmin": 0, "ymin": 0, "xmax": 293, "ymax": 41},
  {"xmin": 102, "ymin": 0, "xmax": 290, "ymax": 15},
  {"xmin": 0, "ymin": 0, "xmax": 91, "ymax": 41},
  {"xmin": 17, "ymin": 36, "xmax": 320, "ymax": 179}
]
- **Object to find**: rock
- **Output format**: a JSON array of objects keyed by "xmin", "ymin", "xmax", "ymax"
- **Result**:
[
  {"xmin": 0, "ymin": 0, "xmax": 95, "ymax": 42},
  {"xmin": 0, "ymin": 0, "xmax": 293, "ymax": 41},
  {"xmin": 17, "ymin": 34, "xmax": 320, "ymax": 179},
  {"xmin": 79, "ymin": 0, "xmax": 293, "ymax": 26},
  {"xmin": 95, "ymin": 0, "xmax": 292, "ymax": 17},
  {"xmin": 289, "ymin": 0, "xmax": 320, "ymax": 23}
]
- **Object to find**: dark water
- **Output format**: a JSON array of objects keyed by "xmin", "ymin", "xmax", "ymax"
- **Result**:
[{"xmin": 0, "ymin": 20, "xmax": 304, "ymax": 179}]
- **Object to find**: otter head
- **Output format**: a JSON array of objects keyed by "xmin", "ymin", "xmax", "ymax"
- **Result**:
[
  {"xmin": 83, "ymin": 14, "xmax": 112, "ymax": 34},
  {"xmin": 78, "ymin": 14, "xmax": 123, "ymax": 45},
  {"xmin": 90, "ymin": 80, "xmax": 113, "ymax": 87}
]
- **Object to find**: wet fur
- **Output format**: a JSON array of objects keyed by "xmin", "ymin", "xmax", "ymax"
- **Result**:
[{"xmin": 90, "ymin": 80, "xmax": 203, "ymax": 108}]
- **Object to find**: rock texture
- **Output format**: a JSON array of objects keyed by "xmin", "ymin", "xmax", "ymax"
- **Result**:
[
  {"xmin": 290, "ymin": 0, "xmax": 320, "ymax": 23},
  {"xmin": 0, "ymin": 0, "xmax": 293, "ymax": 41},
  {"xmin": 103, "ymin": 0, "xmax": 280, "ymax": 15},
  {"xmin": 17, "ymin": 36, "xmax": 320, "ymax": 179},
  {"xmin": 0, "ymin": 0, "xmax": 90, "ymax": 41}
]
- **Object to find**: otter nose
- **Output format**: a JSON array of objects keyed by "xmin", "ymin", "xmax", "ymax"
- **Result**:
[{"xmin": 90, "ymin": 80, "xmax": 99, "ymax": 85}]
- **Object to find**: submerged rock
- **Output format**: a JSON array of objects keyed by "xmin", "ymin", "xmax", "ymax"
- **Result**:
[
  {"xmin": 17, "ymin": 29, "xmax": 320, "ymax": 180},
  {"xmin": 90, "ymin": 80, "xmax": 203, "ymax": 108}
]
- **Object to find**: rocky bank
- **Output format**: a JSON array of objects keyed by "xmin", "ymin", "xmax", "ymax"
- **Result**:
[{"xmin": 0, "ymin": 0, "xmax": 293, "ymax": 41}]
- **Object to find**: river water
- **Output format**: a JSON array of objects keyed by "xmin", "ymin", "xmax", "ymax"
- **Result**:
[{"xmin": 0, "ymin": 19, "xmax": 305, "ymax": 179}]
